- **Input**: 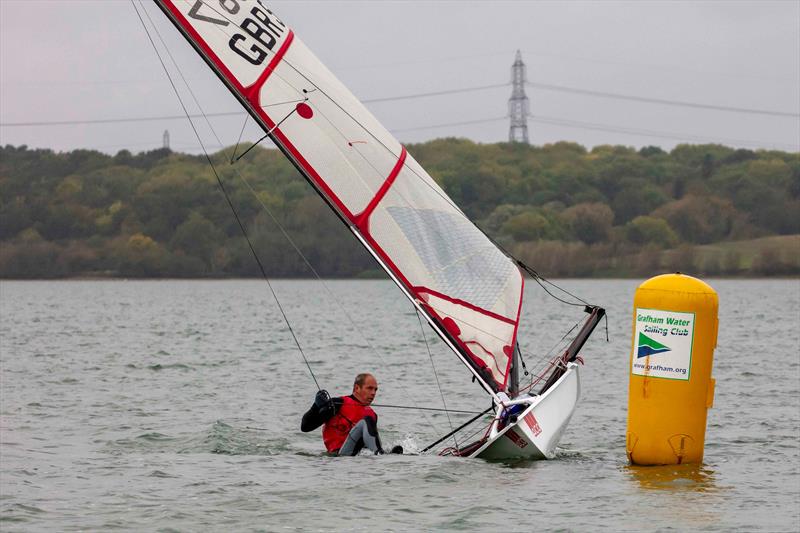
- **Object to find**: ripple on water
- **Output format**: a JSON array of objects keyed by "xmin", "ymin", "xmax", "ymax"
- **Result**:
[{"xmin": 1, "ymin": 279, "xmax": 798, "ymax": 531}]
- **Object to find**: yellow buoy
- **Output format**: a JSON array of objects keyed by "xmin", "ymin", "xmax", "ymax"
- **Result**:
[{"xmin": 626, "ymin": 273, "xmax": 718, "ymax": 465}]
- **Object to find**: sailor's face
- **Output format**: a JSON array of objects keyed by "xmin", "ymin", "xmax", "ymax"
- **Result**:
[{"xmin": 354, "ymin": 375, "xmax": 378, "ymax": 405}]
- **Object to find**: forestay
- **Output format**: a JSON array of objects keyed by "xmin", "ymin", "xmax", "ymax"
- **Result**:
[{"xmin": 154, "ymin": 0, "xmax": 524, "ymax": 392}]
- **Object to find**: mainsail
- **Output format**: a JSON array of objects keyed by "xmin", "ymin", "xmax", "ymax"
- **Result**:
[{"xmin": 153, "ymin": 0, "xmax": 523, "ymax": 394}]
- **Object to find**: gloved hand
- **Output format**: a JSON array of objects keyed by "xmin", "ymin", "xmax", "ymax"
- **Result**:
[{"xmin": 313, "ymin": 389, "xmax": 333, "ymax": 412}]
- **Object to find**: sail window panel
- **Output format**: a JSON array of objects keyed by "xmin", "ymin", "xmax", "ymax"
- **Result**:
[{"xmin": 369, "ymin": 155, "xmax": 522, "ymax": 320}]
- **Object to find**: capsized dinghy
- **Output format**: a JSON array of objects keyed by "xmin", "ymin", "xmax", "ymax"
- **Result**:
[{"xmin": 148, "ymin": 0, "xmax": 605, "ymax": 460}]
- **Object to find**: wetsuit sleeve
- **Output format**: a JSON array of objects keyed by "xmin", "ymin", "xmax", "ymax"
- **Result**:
[{"xmin": 300, "ymin": 396, "xmax": 343, "ymax": 432}]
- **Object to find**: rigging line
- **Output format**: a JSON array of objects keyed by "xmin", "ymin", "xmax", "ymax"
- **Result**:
[
  {"xmin": 146, "ymin": 6, "xmax": 439, "ymax": 432},
  {"xmin": 459, "ymin": 402, "xmax": 499, "ymax": 443},
  {"xmin": 533, "ymin": 276, "xmax": 588, "ymax": 308},
  {"xmin": 231, "ymin": 109, "xmax": 296, "ymax": 164},
  {"xmin": 0, "ymin": 111, "xmax": 243, "ymax": 127},
  {"xmin": 233, "ymin": 105, "xmax": 306, "ymax": 162},
  {"xmin": 522, "ymin": 319, "xmax": 582, "ymax": 390},
  {"xmin": 0, "ymin": 101, "xmax": 308, "ymax": 128},
  {"xmin": 132, "ymin": 0, "xmax": 320, "ymax": 390},
  {"xmin": 390, "ymin": 116, "xmax": 508, "ymax": 133},
  {"xmin": 516, "ymin": 260, "xmax": 589, "ymax": 308},
  {"xmin": 417, "ymin": 309, "xmax": 457, "ymax": 449},
  {"xmin": 516, "ymin": 344, "xmax": 530, "ymax": 377},
  {"xmin": 527, "ymin": 81, "xmax": 800, "ymax": 118},
  {"xmin": 370, "ymin": 403, "xmax": 481, "ymax": 415},
  {"xmin": 362, "ymin": 83, "xmax": 510, "ymax": 104},
  {"xmin": 420, "ymin": 406, "xmax": 493, "ymax": 454},
  {"xmin": 538, "ymin": 276, "xmax": 591, "ymax": 307},
  {"xmin": 389, "ymin": 114, "xmax": 799, "ymax": 150},
  {"xmin": 229, "ymin": 110, "xmax": 250, "ymax": 164}
]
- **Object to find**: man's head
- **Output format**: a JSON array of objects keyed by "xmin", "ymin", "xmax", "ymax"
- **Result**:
[{"xmin": 352, "ymin": 373, "xmax": 378, "ymax": 405}]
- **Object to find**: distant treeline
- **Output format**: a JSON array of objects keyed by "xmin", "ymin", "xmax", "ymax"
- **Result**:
[{"xmin": 1, "ymin": 140, "xmax": 798, "ymax": 279}]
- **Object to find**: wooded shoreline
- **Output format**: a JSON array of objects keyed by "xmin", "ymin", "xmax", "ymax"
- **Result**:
[{"xmin": 2, "ymin": 140, "xmax": 798, "ymax": 279}]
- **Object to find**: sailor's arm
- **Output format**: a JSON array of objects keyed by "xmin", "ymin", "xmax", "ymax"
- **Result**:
[{"xmin": 300, "ymin": 390, "xmax": 340, "ymax": 432}]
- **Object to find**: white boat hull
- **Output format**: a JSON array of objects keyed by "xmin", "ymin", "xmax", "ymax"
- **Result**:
[{"xmin": 468, "ymin": 363, "xmax": 581, "ymax": 460}]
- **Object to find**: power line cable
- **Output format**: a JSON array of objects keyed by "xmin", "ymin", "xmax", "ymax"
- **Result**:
[
  {"xmin": 5, "ymin": 78, "xmax": 798, "ymax": 128},
  {"xmin": 0, "ymin": 111, "xmax": 242, "ymax": 127},
  {"xmin": 362, "ymin": 83, "xmax": 508, "ymax": 104},
  {"xmin": 531, "ymin": 114, "xmax": 799, "ymax": 151},
  {"xmin": 391, "ymin": 116, "xmax": 508, "ymax": 133},
  {"xmin": 389, "ymin": 114, "xmax": 797, "ymax": 150},
  {"xmin": 528, "ymin": 81, "xmax": 799, "ymax": 118}
]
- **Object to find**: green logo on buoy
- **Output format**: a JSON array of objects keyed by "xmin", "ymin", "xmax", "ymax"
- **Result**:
[{"xmin": 637, "ymin": 332, "xmax": 671, "ymax": 358}]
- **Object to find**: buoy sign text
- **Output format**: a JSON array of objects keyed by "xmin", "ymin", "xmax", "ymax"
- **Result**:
[{"xmin": 632, "ymin": 308, "xmax": 695, "ymax": 381}]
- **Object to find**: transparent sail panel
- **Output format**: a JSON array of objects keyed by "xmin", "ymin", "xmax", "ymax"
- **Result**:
[{"xmin": 369, "ymin": 157, "xmax": 522, "ymax": 387}]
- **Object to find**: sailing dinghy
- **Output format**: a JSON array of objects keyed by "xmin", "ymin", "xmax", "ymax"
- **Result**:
[{"xmin": 148, "ymin": 0, "xmax": 605, "ymax": 460}]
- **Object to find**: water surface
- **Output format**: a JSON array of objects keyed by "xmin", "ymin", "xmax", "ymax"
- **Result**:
[{"xmin": 1, "ymin": 279, "xmax": 798, "ymax": 531}]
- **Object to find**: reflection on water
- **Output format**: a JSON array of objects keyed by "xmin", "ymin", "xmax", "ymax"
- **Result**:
[
  {"xmin": 625, "ymin": 463, "xmax": 718, "ymax": 492},
  {"xmin": 623, "ymin": 463, "xmax": 726, "ymax": 529}
]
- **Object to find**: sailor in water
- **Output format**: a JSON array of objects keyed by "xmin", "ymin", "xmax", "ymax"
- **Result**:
[{"xmin": 301, "ymin": 373, "xmax": 401, "ymax": 455}]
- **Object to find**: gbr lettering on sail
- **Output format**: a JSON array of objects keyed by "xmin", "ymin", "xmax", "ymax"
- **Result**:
[{"xmin": 178, "ymin": 0, "xmax": 288, "ymax": 86}]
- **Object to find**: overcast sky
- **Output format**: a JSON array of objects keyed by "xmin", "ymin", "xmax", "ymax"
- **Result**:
[{"xmin": 1, "ymin": 0, "xmax": 798, "ymax": 155}]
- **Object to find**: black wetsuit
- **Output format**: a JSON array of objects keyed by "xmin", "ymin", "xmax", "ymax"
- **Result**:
[{"xmin": 300, "ymin": 394, "xmax": 383, "ymax": 455}]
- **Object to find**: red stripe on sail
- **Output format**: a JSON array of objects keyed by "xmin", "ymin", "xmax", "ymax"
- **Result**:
[
  {"xmin": 268, "ymin": 128, "xmax": 357, "ymax": 221},
  {"xmin": 158, "ymin": 2, "xmax": 294, "ymax": 109},
  {"xmin": 465, "ymin": 341, "xmax": 503, "ymax": 373},
  {"xmin": 415, "ymin": 286, "xmax": 517, "ymax": 325},
  {"xmin": 355, "ymin": 232, "xmax": 513, "ymax": 390},
  {"xmin": 244, "ymin": 31, "xmax": 295, "ymax": 100},
  {"xmin": 354, "ymin": 147, "xmax": 407, "ymax": 232}
]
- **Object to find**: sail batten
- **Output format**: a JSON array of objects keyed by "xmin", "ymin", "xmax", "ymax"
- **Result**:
[{"xmin": 154, "ymin": 0, "xmax": 524, "ymax": 392}]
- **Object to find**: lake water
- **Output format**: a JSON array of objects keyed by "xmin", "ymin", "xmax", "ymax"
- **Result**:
[{"xmin": 1, "ymin": 279, "xmax": 798, "ymax": 531}]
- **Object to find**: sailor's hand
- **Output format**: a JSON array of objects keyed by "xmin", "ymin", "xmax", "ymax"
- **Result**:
[{"xmin": 314, "ymin": 389, "xmax": 333, "ymax": 411}]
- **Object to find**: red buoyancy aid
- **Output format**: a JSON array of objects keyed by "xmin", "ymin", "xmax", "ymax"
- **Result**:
[{"xmin": 322, "ymin": 395, "xmax": 377, "ymax": 452}]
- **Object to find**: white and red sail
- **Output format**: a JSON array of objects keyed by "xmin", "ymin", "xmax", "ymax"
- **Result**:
[{"xmin": 154, "ymin": 0, "xmax": 524, "ymax": 392}]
